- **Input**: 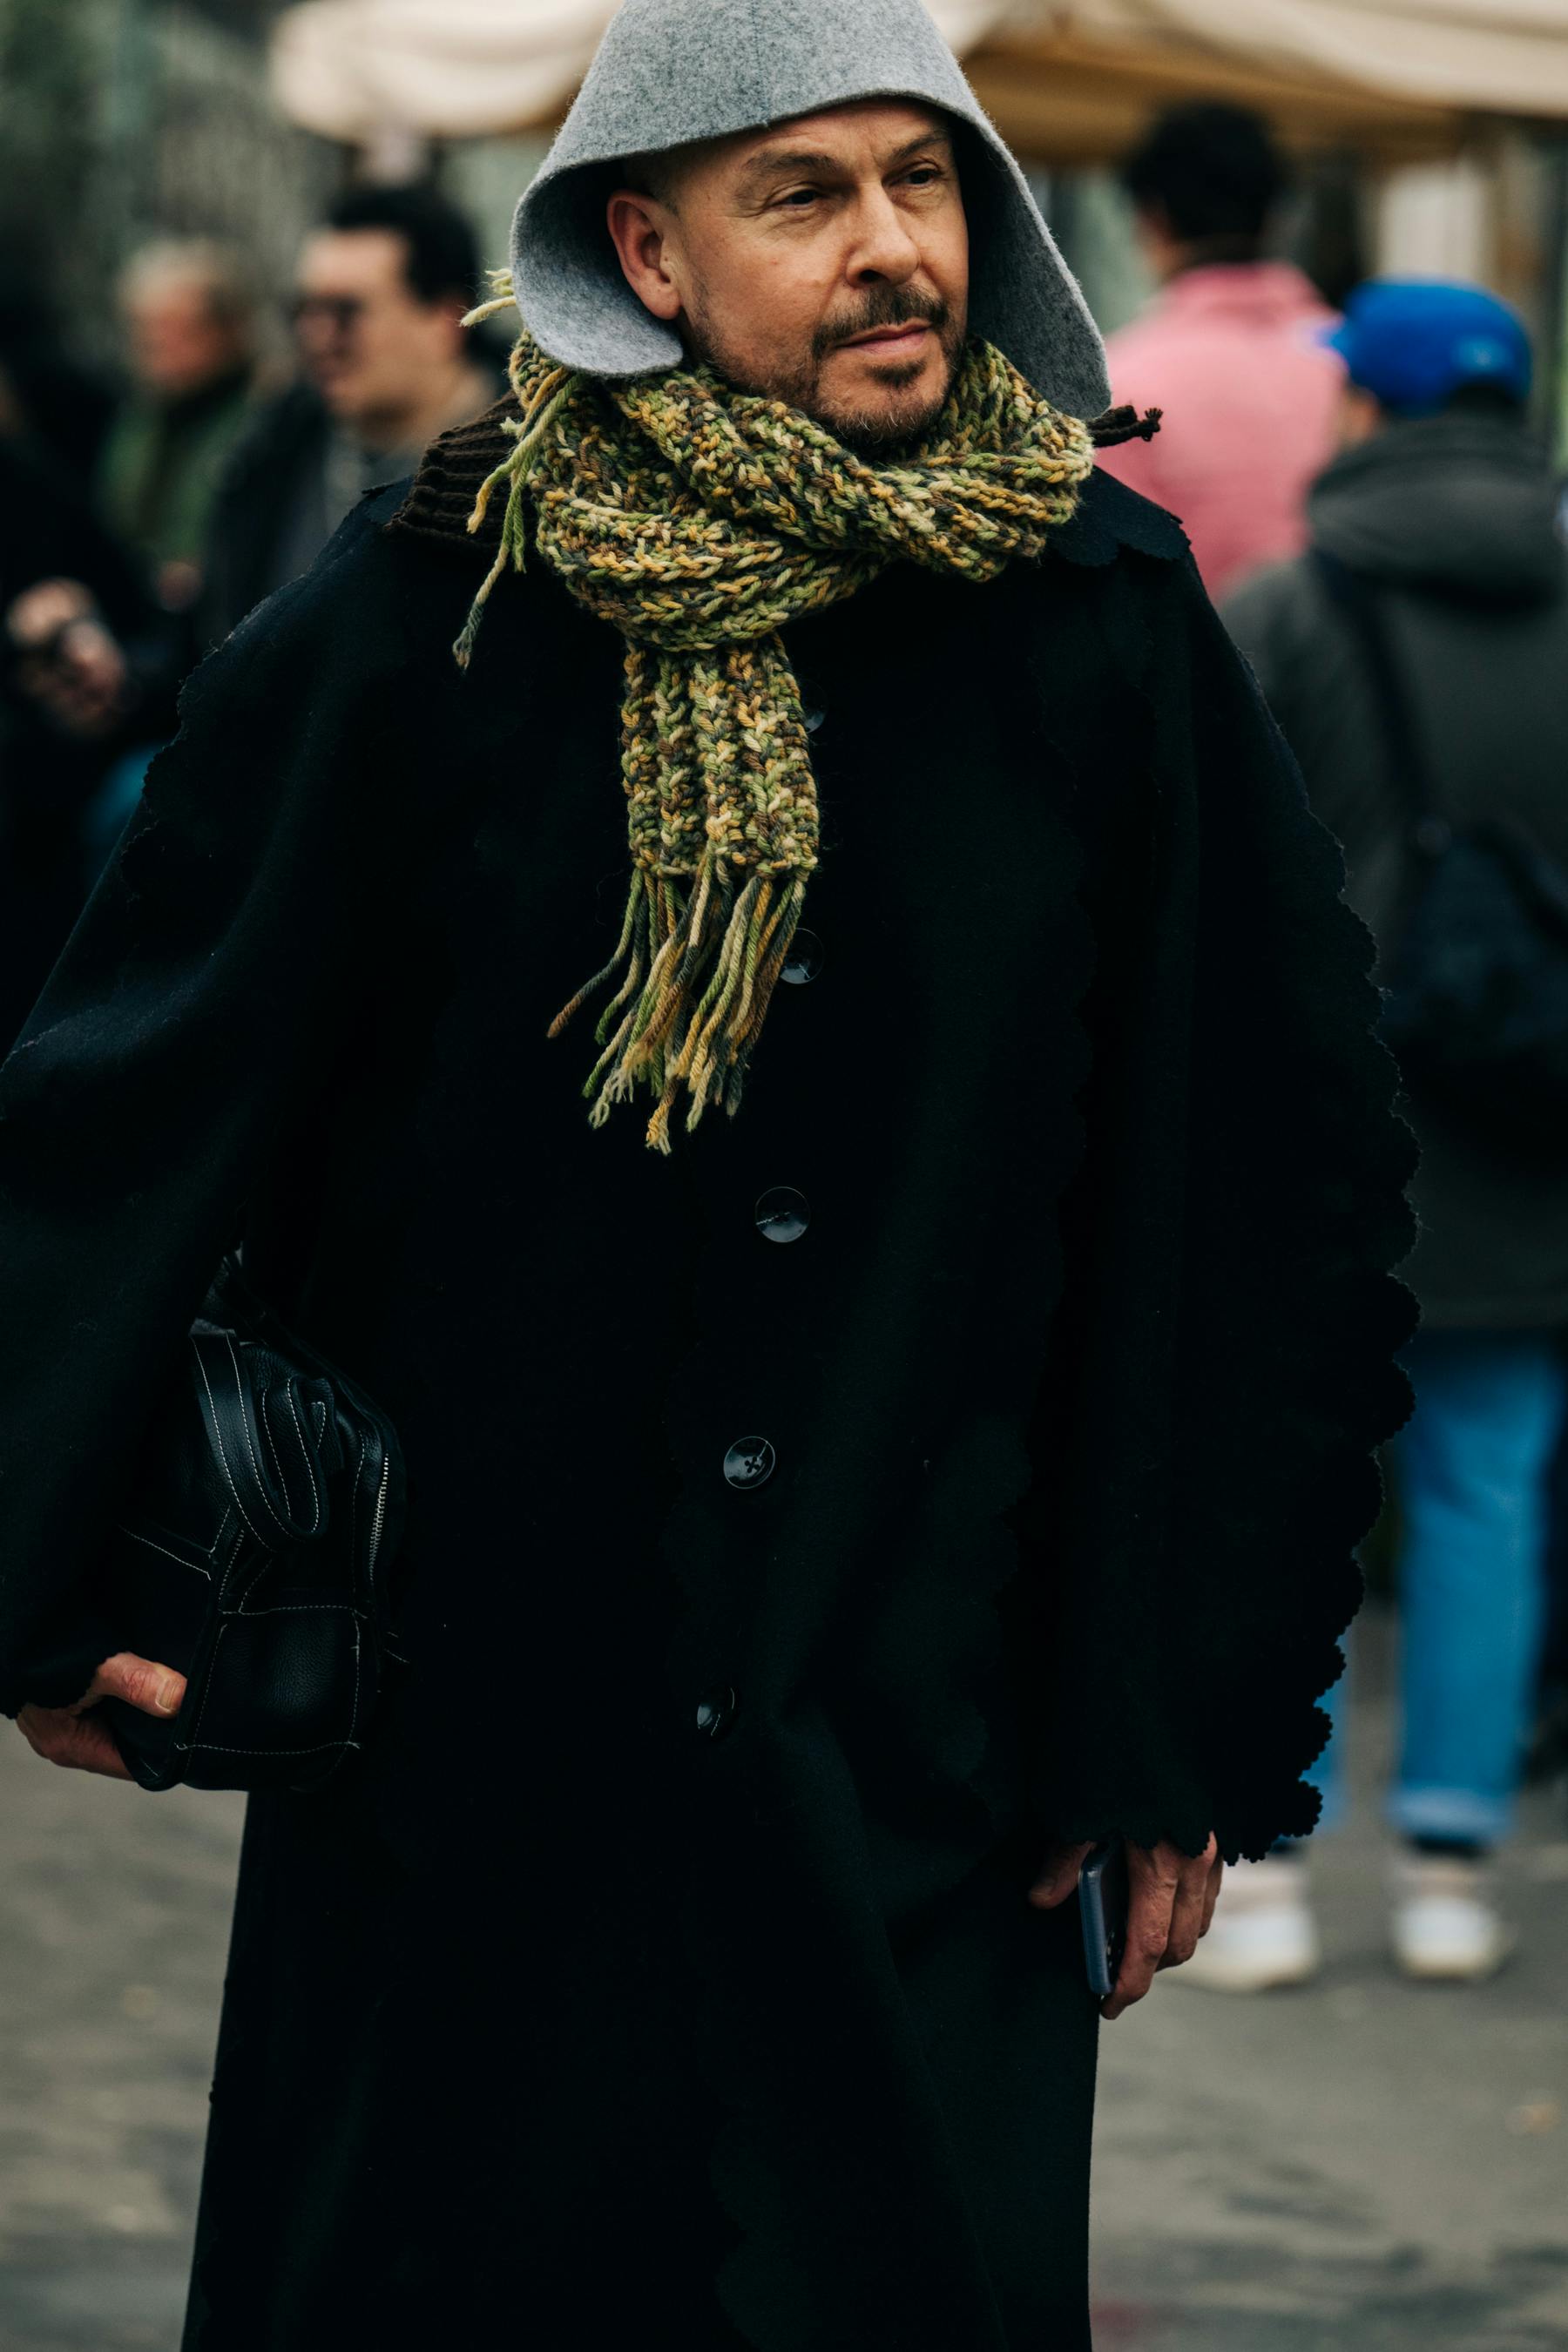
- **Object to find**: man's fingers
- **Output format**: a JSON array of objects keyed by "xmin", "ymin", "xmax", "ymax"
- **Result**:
[
  {"xmin": 1200, "ymin": 1853, "xmax": 1226, "ymax": 1936},
  {"xmin": 17, "ymin": 1706, "xmax": 134, "ymax": 1781},
  {"xmin": 77, "ymin": 1653, "xmax": 186, "ymax": 1720},
  {"xmin": 1158, "ymin": 1836, "xmax": 1220, "ymax": 1972},
  {"xmin": 1027, "ymin": 1840, "xmax": 1096, "ymax": 1911},
  {"xmin": 14, "ymin": 1651, "xmax": 182, "ymax": 1783},
  {"xmin": 1102, "ymin": 1845, "xmax": 1179, "ymax": 2020}
]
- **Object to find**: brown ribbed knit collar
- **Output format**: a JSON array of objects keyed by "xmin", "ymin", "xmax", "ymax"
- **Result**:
[{"xmin": 389, "ymin": 399, "xmax": 517, "ymax": 562}]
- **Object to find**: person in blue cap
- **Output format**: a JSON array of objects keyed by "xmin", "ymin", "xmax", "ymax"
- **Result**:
[{"xmin": 1214, "ymin": 281, "xmax": 1568, "ymax": 1990}]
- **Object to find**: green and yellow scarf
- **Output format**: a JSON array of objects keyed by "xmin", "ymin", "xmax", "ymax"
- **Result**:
[{"xmin": 459, "ymin": 295, "xmax": 1095, "ymax": 1152}]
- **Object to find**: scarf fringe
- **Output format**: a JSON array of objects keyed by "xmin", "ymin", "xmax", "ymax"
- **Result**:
[
  {"xmin": 549, "ymin": 855, "xmax": 806, "ymax": 1154},
  {"xmin": 453, "ymin": 287, "xmax": 578, "ymax": 670}
]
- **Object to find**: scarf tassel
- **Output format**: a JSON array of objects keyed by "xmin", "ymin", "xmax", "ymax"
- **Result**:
[
  {"xmin": 452, "ymin": 356, "xmax": 579, "ymax": 671},
  {"xmin": 549, "ymin": 854, "xmax": 806, "ymax": 1154}
]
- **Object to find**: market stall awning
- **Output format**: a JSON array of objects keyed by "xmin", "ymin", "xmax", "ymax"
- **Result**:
[
  {"xmin": 270, "ymin": 0, "xmax": 1015, "ymax": 143},
  {"xmin": 964, "ymin": 21, "xmax": 1468, "ymax": 166},
  {"xmin": 271, "ymin": 0, "xmax": 1568, "ymax": 157},
  {"xmin": 1068, "ymin": 0, "xmax": 1568, "ymax": 117}
]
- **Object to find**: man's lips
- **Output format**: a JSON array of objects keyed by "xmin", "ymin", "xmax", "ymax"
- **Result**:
[{"xmin": 841, "ymin": 321, "xmax": 933, "ymax": 353}]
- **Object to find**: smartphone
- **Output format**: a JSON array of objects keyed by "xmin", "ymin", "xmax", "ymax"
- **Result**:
[{"xmin": 1078, "ymin": 1839, "xmax": 1130, "ymax": 2000}]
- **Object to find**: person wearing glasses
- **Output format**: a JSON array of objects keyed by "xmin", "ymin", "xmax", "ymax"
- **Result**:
[{"xmin": 202, "ymin": 183, "xmax": 499, "ymax": 642}]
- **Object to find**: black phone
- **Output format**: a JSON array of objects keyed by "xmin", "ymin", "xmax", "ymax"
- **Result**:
[{"xmin": 1078, "ymin": 1840, "xmax": 1130, "ymax": 2000}]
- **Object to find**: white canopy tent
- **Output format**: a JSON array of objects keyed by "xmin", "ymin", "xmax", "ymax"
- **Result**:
[
  {"xmin": 270, "ymin": 0, "xmax": 1015, "ymax": 142},
  {"xmin": 271, "ymin": 0, "xmax": 1568, "ymax": 154},
  {"xmin": 1066, "ymin": 0, "xmax": 1568, "ymax": 118}
]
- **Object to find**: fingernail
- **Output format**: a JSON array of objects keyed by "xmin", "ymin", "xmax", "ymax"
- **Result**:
[{"xmin": 156, "ymin": 1679, "xmax": 180, "ymax": 1715}]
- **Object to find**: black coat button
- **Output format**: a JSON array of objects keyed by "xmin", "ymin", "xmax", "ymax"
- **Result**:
[
  {"xmin": 755, "ymin": 1187, "xmax": 810, "ymax": 1245},
  {"xmin": 803, "ymin": 706, "xmax": 826, "ymax": 734},
  {"xmin": 723, "ymin": 1436, "xmax": 776, "ymax": 1490},
  {"xmin": 781, "ymin": 930, "xmax": 823, "ymax": 986},
  {"xmin": 696, "ymin": 1687, "xmax": 738, "ymax": 1741}
]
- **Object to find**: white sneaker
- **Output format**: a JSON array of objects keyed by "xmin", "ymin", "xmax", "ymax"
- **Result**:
[
  {"xmin": 1390, "ymin": 1854, "xmax": 1513, "ymax": 1982},
  {"xmin": 1175, "ymin": 1855, "xmax": 1322, "ymax": 1992}
]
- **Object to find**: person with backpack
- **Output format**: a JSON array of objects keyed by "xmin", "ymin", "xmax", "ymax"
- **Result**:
[{"xmin": 1217, "ymin": 279, "xmax": 1568, "ymax": 1985}]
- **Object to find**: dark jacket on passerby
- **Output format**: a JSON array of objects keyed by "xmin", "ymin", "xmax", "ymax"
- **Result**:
[
  {"xmin": 199, "ymin": 365, "xmax": 505, "ymax": 645},
  {"xmin": 98, "ymin": 366, "xmax": 259, "ymax": 578},
  {"xmin": 0, "ymin": 444, "xmax": 1414, "ymax": 2349},
  {"xmin": 199, "ymin": 381, "xmax": 334, "ymax": 644},
  {"xmin": 1226, "ymin": 409, "xmax": 1568, "ymax": 1330}
]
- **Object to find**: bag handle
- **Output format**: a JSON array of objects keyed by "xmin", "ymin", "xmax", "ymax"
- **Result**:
[{"xmin": 190, "ymin": 1329, "xmax": 333, "ymax": 1547}]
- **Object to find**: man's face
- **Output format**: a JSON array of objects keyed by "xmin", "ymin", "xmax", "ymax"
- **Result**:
[
  {"xmin": 607, "ymin": 102, "xmax": 970, "ymax": 451},
  {"xmin": 294, "ymin": 229, "xmax": 460, "ymax": 432},
  {"xmin": 125, "ymin": 276, "xmax": 243, "ymax": 400}
]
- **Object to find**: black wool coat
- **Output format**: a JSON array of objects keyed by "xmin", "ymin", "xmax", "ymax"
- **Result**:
[{"xmin": 0, "ymin": 427, "xmax": 1415, "ymax": 2351}]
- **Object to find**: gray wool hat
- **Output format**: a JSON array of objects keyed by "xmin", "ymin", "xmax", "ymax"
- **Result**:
[{"xmin": 510, "ymin": 0, "xmax": 1111, "ymax": 418}]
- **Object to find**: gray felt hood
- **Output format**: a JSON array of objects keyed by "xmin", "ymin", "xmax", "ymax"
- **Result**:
[{"xmin": 509, "ymin": 0, "xmax": 1111, "ymax": 418}]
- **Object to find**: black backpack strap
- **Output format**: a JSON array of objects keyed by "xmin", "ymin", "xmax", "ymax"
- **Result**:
[{"xmin": 1310, "ymin": 548, "xmax": 1449, "ymax": 854}]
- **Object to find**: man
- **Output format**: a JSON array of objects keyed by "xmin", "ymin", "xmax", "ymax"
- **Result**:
[
  {"xmin": 1097, "ymin": 103, "xmax": 1342, "ymax": 599},
  {"xmin": 0, "ymin": 422, "xmax": 160, "ymax": 1042},
  {"xmin": 0, "ymin": 3, "xmax": 1413, "ymax": 2344},
  {"xmin": 1219, "ymin": 281, "xmax": 1568, "ymax": 1986},
  {"xmin": 98, "ymin": 240, "xmax": 262, "ymax": 609},
  {"xmin": 202, "ymin": 180, "xmax": 497, "ymax": 638}
]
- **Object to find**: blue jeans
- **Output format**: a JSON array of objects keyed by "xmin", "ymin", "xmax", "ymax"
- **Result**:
[{"xmin": 1310, "ymin": 1328, "xmax": 1567, "ymax": 1848}]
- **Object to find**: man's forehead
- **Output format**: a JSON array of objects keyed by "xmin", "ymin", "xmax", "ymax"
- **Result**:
[
  {"xmin": 298, "ymin": 228, "xmax": 404, "ymax": 287},
  {"xmin": 721, "ymin": 100, "xmax": 953, "ymax": 177}
]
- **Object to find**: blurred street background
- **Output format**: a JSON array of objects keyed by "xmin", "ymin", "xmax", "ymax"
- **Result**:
[{"xmin": 4, "ymin": 1, "xmax": 1568, "ymax": 2344}]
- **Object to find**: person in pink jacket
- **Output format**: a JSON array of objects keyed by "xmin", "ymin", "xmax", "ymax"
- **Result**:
[{"xmin": 1097, "ymin": 104, "xmax": 1344, "ymax": 600}]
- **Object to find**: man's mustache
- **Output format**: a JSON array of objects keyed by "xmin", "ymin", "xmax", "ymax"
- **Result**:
[{"xmin": 814, "ymin": 287, "xmax": 951, "ymax": 362}]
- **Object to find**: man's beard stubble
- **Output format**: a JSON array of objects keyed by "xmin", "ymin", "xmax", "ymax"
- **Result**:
[{"xmin": 684, "ymin": 281, "xmax": 966, "ymax": 456}]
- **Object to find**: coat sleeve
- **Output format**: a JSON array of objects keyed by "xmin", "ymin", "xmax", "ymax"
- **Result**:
[
  {"xmin": 1032, "ymin": 551, "xmax": 1417, "ymax": 1863},
  {"xmin": 0, "ymin": 500, "xmax": 435, "ymax": 1714}
]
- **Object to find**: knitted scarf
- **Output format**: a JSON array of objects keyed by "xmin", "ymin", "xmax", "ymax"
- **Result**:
[{"xmin": 458, "ymin": 303, "xmax": 1096, "ymax": 1152}]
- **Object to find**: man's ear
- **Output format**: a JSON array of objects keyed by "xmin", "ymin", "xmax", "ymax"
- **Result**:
[{"xmin": 606, "ymin": 191, "xmax": 683, "ymax": 323}]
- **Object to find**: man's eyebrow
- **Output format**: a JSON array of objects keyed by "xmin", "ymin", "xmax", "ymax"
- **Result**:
[{"xmin": 734, "ymin": 125, "xmax": 953, "ymax": 196}]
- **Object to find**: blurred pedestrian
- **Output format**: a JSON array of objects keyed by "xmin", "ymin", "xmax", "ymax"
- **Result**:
[
  {"xmin": 1216, "ymin": 280, "xmax": 1568, "ymax": 1985},
  {"xmin": 203, "ymin": 182, "xmax": 497, "ymax": 639},
  {"xmin": 0, "ymin": 4, "xmax": 1414, "ymax": 2342},
  {"xmin": 98, "ymin": 240, "xmax": 263, "ymax": 610},
  {"xmin": 0, "ymin": 405, "xmax": 163, "ymax": 1042},
  {"xmin": 1097, "ymin": 103, "xmax": 1342, "ymax": 598}
]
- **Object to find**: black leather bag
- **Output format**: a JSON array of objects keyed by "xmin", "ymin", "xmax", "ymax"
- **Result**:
[
  {"xmin": 1315, "ymin": 550, "xmax": 1568, "ymax": 1159},
  {"xmin": 91, "ymin": 1257, "xmax": 405, "ymax": 1794}
]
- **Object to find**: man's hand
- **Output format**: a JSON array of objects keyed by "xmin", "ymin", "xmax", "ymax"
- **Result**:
[
  {"xmin": 1029, "ymin": 1835, "xmax": 1224, "ymax": 2020},
  {"xmin": 17, "ymin": 1654, "xmax": 186, "ymax": 1782}
]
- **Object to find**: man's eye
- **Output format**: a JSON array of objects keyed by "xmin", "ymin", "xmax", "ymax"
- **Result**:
[
  {"xmin": 904, "ymin": 165, "xmax": 944, "ymax": 188},
  {"xmin": 778, "ymin": 188, "xmax": 820, "ymax": 210}
]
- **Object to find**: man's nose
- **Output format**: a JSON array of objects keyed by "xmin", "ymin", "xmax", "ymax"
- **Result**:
[{"xmin": 846, "ymin": 189, "xmax": 923, "ymax": 284}]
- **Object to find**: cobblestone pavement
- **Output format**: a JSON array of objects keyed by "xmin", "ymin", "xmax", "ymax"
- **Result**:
[{"xmin": 1, "ymin": 1611, "xmax": 1565, "ymax": 2349}]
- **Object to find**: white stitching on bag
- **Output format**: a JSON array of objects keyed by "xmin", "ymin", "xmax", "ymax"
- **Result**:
[
  {"xmin": 285, "ymin": 1381, "xmax": 321, "ymax": 1534},
  {"xmin": 221, "ymin": 1335, "xmax": 291, "ymax": 1540},
  {"xmin": 118, "ymin": 1525, "xmax": 213, "ymax": 1580},
  {"xmin": 196, "ymin": 1351, "xmax": 267, "ymax": 1545},
  {"xmin": 257, "ymin": 1383, "xmax": 294, "ymax": 1526}
]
